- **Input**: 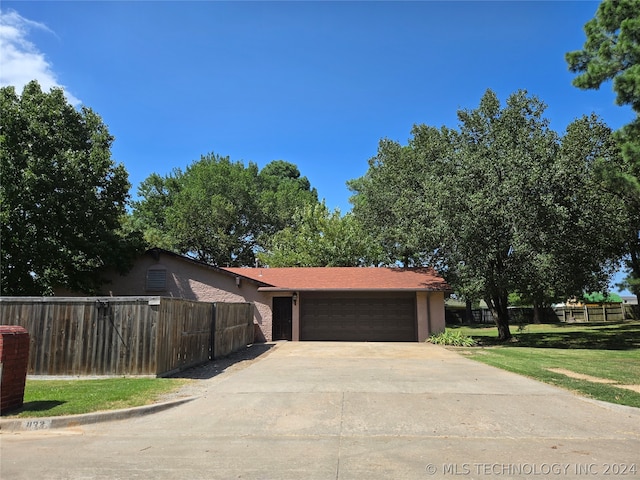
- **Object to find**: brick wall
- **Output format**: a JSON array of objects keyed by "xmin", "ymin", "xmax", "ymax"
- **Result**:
[
  {"xmin": 0, "ymin": 326, "xmax": 30, "ymax": 414},
  {"xmin": 98, "ymin": 252, "xmax": 274, "ymax": 342}
]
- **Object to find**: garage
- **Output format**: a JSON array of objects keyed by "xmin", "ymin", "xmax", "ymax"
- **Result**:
[
  {"xmin": 223, "ymin": 265, "xmax": 450, "ymax": 342},
  {"xmin": 300, "ymin": 291, "xmax": 417, "ymax": 341}
]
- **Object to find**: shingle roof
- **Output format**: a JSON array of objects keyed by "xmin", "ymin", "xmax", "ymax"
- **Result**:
[{"xmin": 221, "ymin": 267, "xmax": 451, "ymax": 292}]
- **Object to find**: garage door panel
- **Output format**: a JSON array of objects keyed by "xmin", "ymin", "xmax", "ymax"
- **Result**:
[{"xmin": 300, "ymin": 292, "xmax": 416, "ymax": 341}]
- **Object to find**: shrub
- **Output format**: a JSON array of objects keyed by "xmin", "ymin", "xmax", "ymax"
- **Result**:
[{"xmin": 428, "ymin": 329, "xmax": 476, "ymax": 347}]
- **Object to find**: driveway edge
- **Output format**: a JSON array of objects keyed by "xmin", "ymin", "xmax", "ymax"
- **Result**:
[{"xmin": 0, "ymin": 396, "xmax": 197, "ymax": 432}]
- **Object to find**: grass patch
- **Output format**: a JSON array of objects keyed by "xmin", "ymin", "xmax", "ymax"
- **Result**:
[
  {"xmin": 453, "ymin": 321, "xmax": 640, "ymax": 408},
  {"xmin": 455, "ymin": 321, "xmax": 640, "ymax": 349},
  {"xmin": 5, "ymin": 377, "xmax": 191, "ymax": 418},
  {"xmin": 461, "ymin": 347, "xmax": 640, "ymax": 407}
]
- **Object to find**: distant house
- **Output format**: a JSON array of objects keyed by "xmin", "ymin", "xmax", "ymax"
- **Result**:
[
  {"xmin": 98, "ymin": 248, "xmax": 451, "ymax": 343},
  {"xmin": 566, "ymin": 292, "xmax": 624, "ymax": 307}
]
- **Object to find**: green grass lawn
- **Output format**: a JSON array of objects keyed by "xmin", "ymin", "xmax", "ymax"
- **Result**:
[
  {"xmin": 452, "ymin": 321, "xmax": 640, "ymax": 408},
  {"xmin": 5, "ymin": 377, "xmax": 191, "ymax": 418}
]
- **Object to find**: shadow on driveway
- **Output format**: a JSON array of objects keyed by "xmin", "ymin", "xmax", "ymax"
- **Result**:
[{"xmin": 167, "ymin": 342, "xmax": 278, "ymax": 380}]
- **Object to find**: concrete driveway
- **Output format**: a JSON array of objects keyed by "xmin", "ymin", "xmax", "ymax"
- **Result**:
[{"xmin": 2, "ymin": 342, "xmax": 639, "ymax": 479}]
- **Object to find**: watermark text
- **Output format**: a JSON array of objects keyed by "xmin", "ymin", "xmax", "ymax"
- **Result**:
[{"xmin": 425, "ymin": 462, "xmax": 637, "ymax": 476}]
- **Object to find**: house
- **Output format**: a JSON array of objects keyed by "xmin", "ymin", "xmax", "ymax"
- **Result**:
[{"xmin": 99, "ymin": 248, "xmax": 451, "ymax": 343}]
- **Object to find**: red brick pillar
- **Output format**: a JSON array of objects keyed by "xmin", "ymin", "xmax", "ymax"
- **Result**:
[{"xmin": 0, "ymin": 326, "xmax": 30, "ymax": 414}]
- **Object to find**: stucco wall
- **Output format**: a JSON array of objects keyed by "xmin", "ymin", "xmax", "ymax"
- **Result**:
[
  {"xmin": 428, "ymin": 291, "xmax": 446, "ymax": 336},
  {"xmin": 101, "ymin": 253, "xmax": 274, "ymax": 342},
  {"xmin": 416, "ymin": 292, "xmax": 429, "ymax": 342},
  {"xmin": 416, "ymin": 291, "xmax": 446, "ymax": 341}
]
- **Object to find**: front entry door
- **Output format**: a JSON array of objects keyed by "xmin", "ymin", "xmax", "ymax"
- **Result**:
[{"xmin": 272, "ymin": 297, "xmax": 293, "ymax": 341}]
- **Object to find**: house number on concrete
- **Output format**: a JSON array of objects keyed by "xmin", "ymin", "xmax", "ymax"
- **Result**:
[{"xmin": 23, "ymin": 420, "xmax": 51, "ymax": 430}]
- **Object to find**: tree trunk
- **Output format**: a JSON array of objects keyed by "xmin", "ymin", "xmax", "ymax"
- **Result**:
[
  {"xmin": 486, "ymin": 293, "xmax": 512, "ymax": 341},
  {"xmin": 495, "ymin": 317, "xmax": 512, "ymax": 341},
  {"xmin": 628, "ymin": 249, "xmax": 640, "ymax": 300},
  {"xmin": 532, "ymin": 303, "xmax": 542, "ymax": 324},
  {"xmin": 465, "ymin": 299, "xmax": 473, "ymax": 324}
]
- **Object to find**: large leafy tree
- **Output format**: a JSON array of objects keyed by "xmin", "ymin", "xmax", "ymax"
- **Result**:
[
  {"xmin": 509, "ymin": 114, "xmax": 623, "ymax": 321},
  {"xmin": 430, "ymin": 90, "xmax": 560, "ymax": 339},
  {"xmin": 256, "ymin": 159, "xmax": 319, "ymax": 237},
  {"xmin": 257, "ymin": 202, "xmax": 383, "ymax": 267},
  {"xmin": 566, "ymin": 0, "xmax": 640, "ymax": 296},
  {"xmin": 131, "ymin": 155, "xmax": 319, "ymax": 266},
  {"xmin": 167, "ymin": 154, "xmax": 260, "ymax": 266},
  {"xmin": 348, "ymin": 136, "xmax": 451, "ymax": 268},
  {"xmin": 0, "ymin": 81, "xmax": 139, "ymax": 295},
  {"xmin": 123, "ymin": 172, "xmax": 179, "ymax": 251},
  {"xmin": 350, "ymin": 89, "xmax": 624, "ymax": 340}
]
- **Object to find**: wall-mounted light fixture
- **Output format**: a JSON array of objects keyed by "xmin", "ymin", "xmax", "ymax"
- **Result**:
[
  {"xmin": 235, "ymin": 276, "xmax": 241, "ymax": 288},
  {"xmin": 292, "ymin": 292, "xmax": 298, "ymax": 305}
]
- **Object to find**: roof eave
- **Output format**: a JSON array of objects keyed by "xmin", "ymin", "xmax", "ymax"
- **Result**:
[
  {"xmin": 256, "ymin": 287, "xmax": 451, "ymax": 292},
  {"xmin": 147, "ymin": 248, "xmax": 272, "ymax": 287}
]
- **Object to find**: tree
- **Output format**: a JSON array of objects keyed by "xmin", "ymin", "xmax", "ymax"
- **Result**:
[
  {"xmin": 0, "ymin": 81, "xmax": 139, "ymax": 295},
  {"xmin": 350, "ymin": 89, "xmax": 624, "ymax": 340},
  {"xmin": 125, "ymin": 172, "xmax": 179, "ymax": 250},
  {"xmin": 256, "ymin": 159, "xmax": 318, "ymax": 237},
  {"xmin": 566, "ymin": 0, "xmax": 640, "ymax": 297},
  {"xmin": 434, "ymin": 90, "xmax": 561, "ymax": 339},
  {"xmin": 566, "ymin": 0, "xmax": 640, "ymax": 112},
  {"xmin": 167, "ymin": 154, "xmax": 260, "ymax": 266},
  {"xmin": 348, "ymin": 137, "xmax": 451, "ymax": 268},
  {"xmin": 131, "ymin": 156, "xmax": 319, "ymax": 266},
  {"xmin": 509, "ymin": 114, "xmax": 624, "ymax": 322},
  {"xmin": 257, "ymin": 202, "xmax": 383, "ymax": 267}
]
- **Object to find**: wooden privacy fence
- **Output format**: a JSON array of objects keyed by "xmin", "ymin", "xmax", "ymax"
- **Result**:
[
  {"xmin": 445, "ymin": 308, "xmax": 496, "ymax": 324},
  {"xmin": 553, "ymin": 304, "xmax": 636, "ymax": 323},
  {"xmin": 0, "ymin": 297, "xmax": 254, "ymax": 377},
  {"xmin": 213, "ymin": 303, "xmax": 254, "ymax": 359},
  {"xmin": 446, "ymin": 304, "xmax": 637, "ymax": 325}
]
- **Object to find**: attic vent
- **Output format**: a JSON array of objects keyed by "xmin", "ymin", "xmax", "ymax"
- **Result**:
[{"xmin": 146, "ymin": 267, "xmax": 167, "ymax": 291}]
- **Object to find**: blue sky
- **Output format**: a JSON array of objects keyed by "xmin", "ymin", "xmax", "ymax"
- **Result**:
[{"xmin": 0, "ymin": 1, "xmax": 635, "ymax": 293}]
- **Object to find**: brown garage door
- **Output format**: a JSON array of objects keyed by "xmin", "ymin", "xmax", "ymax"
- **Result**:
[{"xmin": 300, "ymin": 292, "xmax": 416, "ymax": 341}]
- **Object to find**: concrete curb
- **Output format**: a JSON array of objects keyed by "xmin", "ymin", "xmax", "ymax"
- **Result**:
[
  {"xmin": 578, "ymin": 395, "xmax": 640, "ymax": 415},
  {"xmin": 0, "ymin": 396, "xmax": 197, "ymax": 432}
]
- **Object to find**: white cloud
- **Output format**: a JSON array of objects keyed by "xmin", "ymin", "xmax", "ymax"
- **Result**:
[{"xmin": 0, "ymin": 9, "xmax": 80, "ymax": 105}]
